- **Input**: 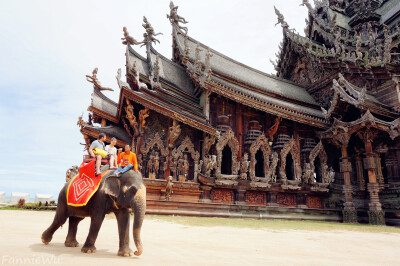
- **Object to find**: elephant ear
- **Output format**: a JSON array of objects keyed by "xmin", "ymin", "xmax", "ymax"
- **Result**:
[{"xmin": 102, "ymin": 176, "xmax": 121, "ymax": 198}]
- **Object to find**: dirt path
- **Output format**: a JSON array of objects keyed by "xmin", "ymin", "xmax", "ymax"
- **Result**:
[{"xmin": 0, "ymin": 210, "xmax": 399, "ymax": 265}]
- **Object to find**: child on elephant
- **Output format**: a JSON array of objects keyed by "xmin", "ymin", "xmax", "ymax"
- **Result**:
[
  {"xmin": 114, "ymin": 144, "xmax": 138, "ymax": 177},
  {"xmin": 105, "ymin": 137, "xmax": 118, "ymax": 169}
]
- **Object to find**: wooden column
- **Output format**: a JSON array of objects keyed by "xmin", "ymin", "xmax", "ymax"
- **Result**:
[
  {"xmin": 164, "ymin": 118, "xmax": 172, "ymax": 180},
  {"xmin": 359, "ymin": 129, "xmax": 385, "ymax": 225},
  {"xmin": 355, "ymin": 154, "xmax": 366, "ymax": 191},
  {"xmin": 236, "ymin": 103, "xmax": 243, "ymax": 161},
  {"xmin": 340, "ymin": 144, "xmax": 358, "ymax": 223}
]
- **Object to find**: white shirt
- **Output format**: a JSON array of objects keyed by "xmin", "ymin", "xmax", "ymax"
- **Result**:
[{"xmin": 105, "ymin": 145, "xmax": 117, "ymax": 156}]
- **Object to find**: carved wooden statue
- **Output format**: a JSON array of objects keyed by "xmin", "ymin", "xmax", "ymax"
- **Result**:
[
  {"xmin": 142, "ymin": 16, "xmax": 163, "ymax": 45},
  {"xmin": 204, "ymin": 155, "xmax": 217, "ymax": 177},
  {"xmin": 154, "ymin": 152, "xmax": 160, "ymax": 176},
  {"xmin": 165, "ymin": 176, "xmax": 173, "ymax": 201},
  {"xmin": 121, "ymin": 26, "xmax": 145, "ymax": 46},
  {"xmin": 147, "ymin": 151, "xmax": 156, "ymax": 178},
  {"xmin": 167, "ymin": 1, "xmax": 188, "ymax": 34},
  {"xmin": 183, "ymin": 154, "xmax": 189, "ymax": 177},
  {"xmin": 240, "ymin": 153, "xmax": 250, "ymax": 180},
  {"xmin": 168, "ymin": 120, "xmax": 181, "ymax": 148},
  {"xmin": 86, "ymin": 67, "xmax": 114, "ymax": 91},
  {"xmin": 125, "ymin": 99, "xmax": 139, "ymax": 136}
]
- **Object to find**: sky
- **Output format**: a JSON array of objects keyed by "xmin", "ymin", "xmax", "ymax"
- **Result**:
[{"xmin": 0, "ymin": 0, "xmax": 308, "ymax": 199}]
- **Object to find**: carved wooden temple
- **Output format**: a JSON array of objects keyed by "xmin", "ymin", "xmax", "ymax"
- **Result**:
[{"xmin": 77, "ymin": 0, "xmax": 400, "ymax": 225}]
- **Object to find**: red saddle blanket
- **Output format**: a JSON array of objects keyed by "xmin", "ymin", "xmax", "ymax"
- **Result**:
[{"xmin": 67, "ymin": 159, "xmax": 110, "ymax": 207}]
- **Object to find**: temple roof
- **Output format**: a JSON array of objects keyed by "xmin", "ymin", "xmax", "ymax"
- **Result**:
[
  {"xmin": 209, "ymin": 75, "xmax": 327, "ymax": 127},
  {"xmin": 173, "ymin": 27, "xmax": 320, "ymax": 106},
  {"xmin": 89, "ymin": 88, "xmax": 118, "ymax": 120},
  {"xmin": 81, "ymin": 124, "xmax": 131, "ymax": 144}
]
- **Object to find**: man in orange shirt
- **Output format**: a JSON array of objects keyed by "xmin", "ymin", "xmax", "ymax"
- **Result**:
[{"xmin": 114, "ymin": 144, "xmax": 138, "ymax": 177}]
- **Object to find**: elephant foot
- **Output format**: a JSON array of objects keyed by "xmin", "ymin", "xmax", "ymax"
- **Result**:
[
  {"xmin": 118, "ymin": 246, "xmax": 134, "ymax": 257},
  {"xmin": 41, "ymin": 233, "xmax": 52, "ymax": 245},
  {"xmin": 65, "ymin": 239, "xmax": 79, "ymax": 247},
  {"xmin": 81, "ymin": 245, "xmax": 96, "ymax": 253}
]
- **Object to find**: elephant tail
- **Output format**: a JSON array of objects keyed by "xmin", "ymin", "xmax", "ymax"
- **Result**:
[{"xmin": 132, "ymin": 184, "xmax": 146, "ymax": 256}]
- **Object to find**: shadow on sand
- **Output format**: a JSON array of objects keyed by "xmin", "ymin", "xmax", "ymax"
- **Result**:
[{"xmin": 29, "ymin": 243, "xmax": 139, "ymax": 260}]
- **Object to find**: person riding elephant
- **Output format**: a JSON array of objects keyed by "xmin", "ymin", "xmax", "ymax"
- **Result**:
[{"xmin": 41, "ymin": 170, "xmax": 146, "ymax": 257}]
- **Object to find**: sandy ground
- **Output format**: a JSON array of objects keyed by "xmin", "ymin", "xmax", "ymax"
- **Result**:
[{"xmin": 0, "ymin": 211, "xmax": 400, "ymax": 266}]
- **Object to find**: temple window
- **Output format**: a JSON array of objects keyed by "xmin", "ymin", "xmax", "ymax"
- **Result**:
[
  {"xmin": 286, "ymin": 153, "xmax": 295, "ymax": 180},
  {"xmin": 255, "ymin": 149, "xmax": 265, "ymax": 177},
  {"xmin": 221, "ymin": 146, "xmax": 232, "ymax": 175},
  {"xmin": 314, "ymin": 157, "xmax": 323, "ymax": 183}
]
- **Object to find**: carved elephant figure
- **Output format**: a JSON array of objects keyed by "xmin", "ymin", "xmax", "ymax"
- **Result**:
[{"xmin": 41, "ymin": 170, "xmax": 146, "ymax": 257}]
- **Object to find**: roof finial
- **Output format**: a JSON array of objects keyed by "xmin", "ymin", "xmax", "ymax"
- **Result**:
[
  {"xmin": 167, "ymin": 1, "xmax": 188, "ymax": 35},
  {"xmin": 142, "ymin": 16, "xmax": 163, "ymax": 46},
  {"xmin": 300, "ymin": 0, "xmax": 314, "ymax": 13},
  {"xmin": 86, "ymin": 68, "xmax": 114, "ymax": 91},
  {"xmin": 121, "ymin": 26, "xmax": 145, "ymax": 46},
  {"xmin": 274, "ymin": 6, "xmax": 293, "ymax": 34}
]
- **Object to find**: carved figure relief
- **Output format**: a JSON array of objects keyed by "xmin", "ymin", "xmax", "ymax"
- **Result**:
[
  {"xmin": 203, "ymin": 155, "xmax": 217, "ymax": 177},
  {"xmin": 245, "ymin": 191, "xmax": 267, "ymax": 206},
  {"xmin": 210, "ymin": 189, "xmax": 234, "ymax": 204},
  {"xmin": 168, "ymin": 120, "xmax": 181, "ymax": 148},
  {"xmin": 141, "ymin": 132, "xmax": 169, "ymax": 157},
  {"xmin": 171, "ymin": 136, "xmax": 200, "ymax": 182},
  {"xmin": 240, "ymin": 153, "xmax": 250, "ymax": 180}
]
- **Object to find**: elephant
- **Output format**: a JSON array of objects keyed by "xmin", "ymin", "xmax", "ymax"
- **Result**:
[{"xmin": 41, "ymin": 170, "xmax": 146, "ymax": 257}]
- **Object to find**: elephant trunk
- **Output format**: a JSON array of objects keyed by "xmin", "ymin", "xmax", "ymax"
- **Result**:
[{"xmin": 131, "ymin": 185, "xmax": 146, "ymax": 256}]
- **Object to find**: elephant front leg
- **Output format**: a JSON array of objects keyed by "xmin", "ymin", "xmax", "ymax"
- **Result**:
[
  {"xmin": 81, "ymin": 214, "xmax": 105, "ymax": 253},
  {"xmin": 115, "ymin": 209, "xmax": 133, "ymax": 257},
  {"xmin": 65, "ymin": 216, "xmax": 84, "ymax": 247},
  {"xmin": 41, "ymin": 203, "xmax": 68, "ymax": 245}
]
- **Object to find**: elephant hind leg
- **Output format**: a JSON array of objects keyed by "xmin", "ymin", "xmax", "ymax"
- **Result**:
[
  {"xmin": 65, "ymin": 216, "xmax": 84, "ymax": 247},
  {"xmin": 41, "ymin": 201, "xmax": 68, "ymax": 245}
]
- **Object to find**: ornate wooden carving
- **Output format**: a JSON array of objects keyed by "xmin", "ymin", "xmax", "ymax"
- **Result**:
[
  {"xmin": 240, "ymin": 153, "xmax": 250, "ymax": 180},
  {"xmin": 210, "ymin": 189, "xmax": 234, "ymax": 204},
  {"xmin": 168, "ymin": 120, "xmax": 181, "ymax": 148},
  {"xmin": 245, "ymin": 191, "xmax": 267, "ymax": 206},
  {"xmin": 309, "ymin": 141, "xmax": 328, "ymax": 183},
  {"xmin": 279, "ymin": 138, "xmax": 302, "ymax": 188},
  {"xmin": 277, "ymin": 193, "xmax": 296, "ymax": 207},
  {"xmin": 216, "ymin": 129, "xmax": 240, "ymax": 176},
  {"xmin": 171, "ymin": 136, "xmax": 200, "ymax": 181},
  {"xmin": 141, "ymin": 132, "xmax": 169, "ymax": 157},
  {"xmin": 307, "ymin": 195, "xmax": 323, "ymax": 209},
  {"xmin": 249, "ymin": 134, "xmax": 272, "ymax": 180},
  {"xmin": 202, "ymin": 133, "xmax": 215, "ymax": 160},
  {"xmin": 125, "ymin": 98, "xmax": 139, "ymax": 136},
  {"xmin": 138, "ymin": 107, "xmax": 150, "ymax": 135}
]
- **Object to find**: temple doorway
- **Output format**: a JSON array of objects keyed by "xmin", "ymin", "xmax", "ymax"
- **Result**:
[
  {"xmin": 221, "ymin": 146, "xmax": 232, "ymax": 175},
  {"xmin": 286, "ymin": 153, "xmax": 294, "ymax": 180},
  {"xmin": 255, "ymin": 149, "xmax": 264, "ymax": 177},
  {"xmin": 315, "ymin": 157, "xmax": 322, "ymax": 183}
]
